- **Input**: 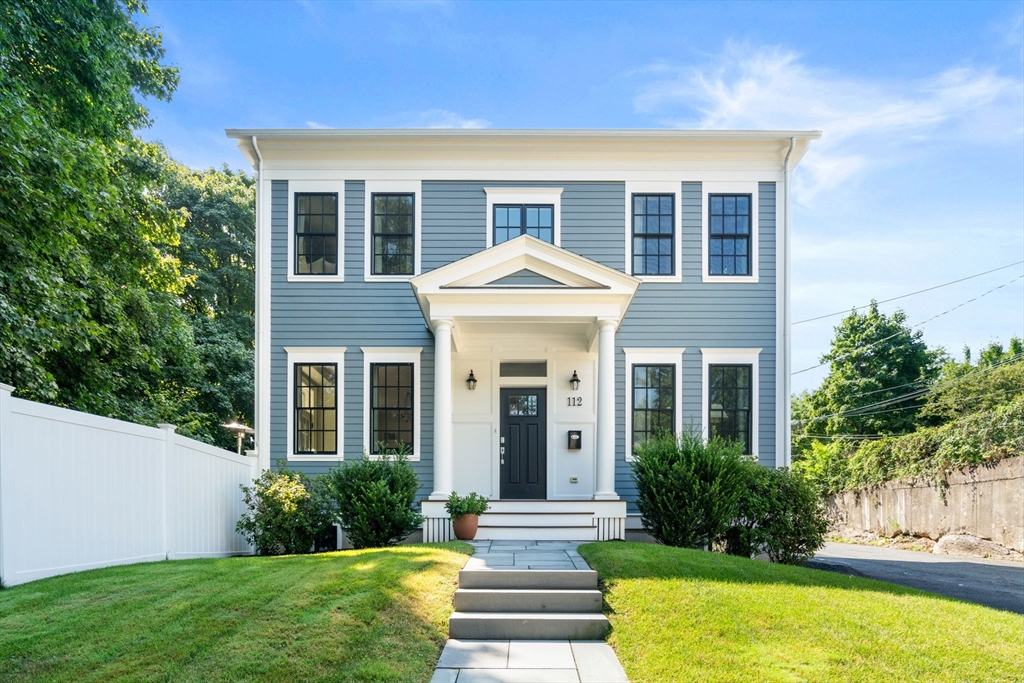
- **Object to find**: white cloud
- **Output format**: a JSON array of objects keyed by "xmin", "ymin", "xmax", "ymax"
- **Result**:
[
  {"xmin": 631, "ymin": 42, "xmax": 1023, "ymax": 202},
  {"xmin": 305, "ymin": 120, "xmax": 331, "ymax": 129},
  {"xmin": 416, "ymin": 108, "xmax": 491, "ymax": 129}
]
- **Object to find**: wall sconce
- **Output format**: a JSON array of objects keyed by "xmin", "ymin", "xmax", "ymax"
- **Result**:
[
  {"xmin": 569, "ymin": 370, "xmax": 580, "ymax": 391},
  {"xmin": 466, "ymin": 370, "xmax": 478, "ymax": 391}
]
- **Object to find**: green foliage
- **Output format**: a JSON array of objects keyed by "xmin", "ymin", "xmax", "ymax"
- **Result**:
[
  {"xmin": 156, "ymin": 162, "xmax": 255, "ymax": 448},
  {"xmin": 920, "ymin": 338, "xmax": 1023, "ymax": 424},
  {"xmin": 445, "ymin": 492, "xmax": 490, "ymax": 519},
  {"xmin": 236, "ymin": 467, "xmax": 335, "ymax": 556},
  {"xmin": 632, "ymin": 430, "xmax": 748, "ymax": 549},
  {"xmin": 324, "ymin": 446, "xmax": 425, "ymax": 550},
  {"xmin": 794, "ymin": 395, "xmax": 1024, "ymax": 494},
  {"xmin": 794, "ymin": 303, "xmax": 941, "ymax": 454},
  {"xmin": 724, "ymin": 465, "xmax": 829, "ymax": 564}
]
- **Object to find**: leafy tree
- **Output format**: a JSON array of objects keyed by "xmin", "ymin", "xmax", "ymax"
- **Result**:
[
  {"xmin": 919, "ymin": 337, "xmax": 1023, "ymax": 423},
  {"xmin": 156, "ymin": 162, "xmax": 255, "ymax": 447},
  {"xmin": 0, "ymin": 1, "xmax": 204, "ymax": 427},
  {"xmin": 796, "ymin": 303, "xmax": 941, "ymax": 444}
]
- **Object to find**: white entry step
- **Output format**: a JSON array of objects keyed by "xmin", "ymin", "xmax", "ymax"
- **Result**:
[{"xmin": 421, "ymin": 499, "xmax": 626, "ymax": 542}]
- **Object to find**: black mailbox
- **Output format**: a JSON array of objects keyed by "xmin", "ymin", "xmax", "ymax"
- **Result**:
[{"xmin": 568, "ymin": 430, "xmax": 582, "ymax": 450}]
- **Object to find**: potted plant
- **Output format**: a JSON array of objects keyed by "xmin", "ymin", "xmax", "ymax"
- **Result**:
[{"xmin": 445, "ymin": 492, "xmax": 490, "ymax": 541}]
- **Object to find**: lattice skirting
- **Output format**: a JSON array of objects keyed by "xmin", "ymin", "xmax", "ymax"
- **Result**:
[{"xmin": 595, "ymin": 516, "xmax": 625, "ymax": 541}]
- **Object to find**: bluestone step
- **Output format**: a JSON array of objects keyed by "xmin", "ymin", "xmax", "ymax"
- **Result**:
[
  {"xmin": 458, "ymin": 569, "xmax": 598, "ymax": 590},
  {"xmin": 448, "ymin": 612, "xmax": 609, "ymax": 640},
  {"xmin": 454, "ymin": 588, "xmax": 603, "ymax": 613}
]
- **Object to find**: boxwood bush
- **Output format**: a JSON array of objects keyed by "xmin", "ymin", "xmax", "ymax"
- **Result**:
[{"xmin": 324, "ymin": 446, "xmax": 425, "ymax": 549}]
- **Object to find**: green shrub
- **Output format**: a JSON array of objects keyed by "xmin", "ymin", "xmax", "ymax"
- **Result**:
[
  {"xmin": 236, "ymin": 467, "xmax": 335, "ymax": 555},
  {"xmin": 445, "ymin": 492, "xmax": 489, "ymax": 518},
  {"xmin": 723, "ymin": 465, "xmax": 829, "ymax": 564},
  {"xmin": 324, "ymin": 447, "xmax": 425, "ymax": 549},
  {"xmin": 632, "ymin": 430, "xmax": 748, "ymax": 549}
]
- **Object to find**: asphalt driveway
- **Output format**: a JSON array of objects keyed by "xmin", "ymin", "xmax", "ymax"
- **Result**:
[{"xmin": 807, "ymin": 542, "xmax": 1024, "ymax": 614}]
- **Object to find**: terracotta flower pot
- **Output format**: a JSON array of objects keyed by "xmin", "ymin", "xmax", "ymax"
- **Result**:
[{"xmin": 452, "ymin": 514, "xmax": 480, "ymax": 541}]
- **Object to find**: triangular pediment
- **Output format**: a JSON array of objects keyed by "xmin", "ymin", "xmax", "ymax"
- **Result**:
[{"xmin": 411, "ymin": 235, "xmax": 639, "ymax": 292}]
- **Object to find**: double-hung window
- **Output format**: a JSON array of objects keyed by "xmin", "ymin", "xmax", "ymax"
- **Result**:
[
  {"xmin": 708, "ymin": 194, "xmax": 751, "ymax": 277},
  {"xmin": 294, "ymin": 363, "xmax": 338, "ymax": 455},
  {"xmin": 369, "ymin": 362, "xmax": 414, "ymax": 454},
  {"xmin": 371, "ymin": 193, "xmax": 415, "ymax": 276},
  {"xmin": 632, "ymin": 194, "xmax": 674, "ymax": 276},
  {"xmin": 494, "ymin": 204, "xmax": 554, "ymax": 244},
  {"xmin": 295, "ymin": 193, "xmax": 339, "ymax": 276},
  {"xmin": 631, "ymin": 364, "xmax": 676, "ymax": 450},
  {"xmin": 708, "ymin": 364, "xmax": 752, "ymax": 454}
]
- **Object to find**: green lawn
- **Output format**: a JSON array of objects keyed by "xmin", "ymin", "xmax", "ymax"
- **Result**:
[
  {"xmin": 578, "ymin": 542, "xmax": 1024, "ymax": 683},
  {"xmin": 0, "ymin": 543, "xmax": 472, "ymax": 683}
]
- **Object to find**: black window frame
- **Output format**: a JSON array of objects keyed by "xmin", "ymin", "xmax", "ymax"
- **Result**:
[
  {"xmin": 371, "ymin": 192, "xmax": 416, "ymax": 276},
  {"xmin": 708, "ymin": 363, "xmax": 753, "ymax": 455},
  {"xmin": 493, "ymin": 203, "xmax": 555, "ymax": 245},
  {"xmin": 631, "ymin": 364, "xmax": 676, "ymax": 451},
  {"xmin": 708, "ymin": 193, "xmax": 752, "ymax": 277},
  {"xmin": 294, "ymin": 192, "xmax": 339, "ymax": 276},
  {"xmin": 631, "ymin": 194, "xmax": 675, "ymax": 276},
  {"xmin": 293, "ymin": 362, "xmax": 338, "ymax": 455},
  {"xmin": 369, "ymin": 362, "xmax": 415, "ymax": 454}
]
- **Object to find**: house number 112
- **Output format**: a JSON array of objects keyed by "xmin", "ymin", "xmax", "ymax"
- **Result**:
[{"xmin": 567, "ymin": 397, "xmax": 583, "ymax": 407}]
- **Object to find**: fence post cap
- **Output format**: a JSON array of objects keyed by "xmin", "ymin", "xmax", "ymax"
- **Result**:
[
  {"xmin": 0, "ymin": 383, "xmax": 14, "ymax": 394},
  {"xmin": 156, "ymin": 423, "xmax": 177, "ymax": 433},
  {"xmin": 245, "ymin": 448, "xmax": 258, "ymax": 457}
]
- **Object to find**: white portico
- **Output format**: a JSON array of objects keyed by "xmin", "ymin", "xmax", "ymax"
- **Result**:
[{"xmin": 411, "ymin": 235, "xmax": 639, "ymax": 540}]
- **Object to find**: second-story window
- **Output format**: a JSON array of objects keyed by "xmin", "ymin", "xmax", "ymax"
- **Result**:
[
  {"xmin": 295, "ymin": 193, "xmax": 339, "ymax": 275},
  {"xmin": 372, "ymin": 193, "xmax": 415, "ymax": 275},
  {"xmin": 632, "ymin": 194, "xmax": 674, "ymax": 275},
  {"xmin": 494, "ymin": 204, "xmax": 554, "ymax": 245},
  {"xmin": 709, "ymin": 194, "xmax": 752, "ymax": 276}
]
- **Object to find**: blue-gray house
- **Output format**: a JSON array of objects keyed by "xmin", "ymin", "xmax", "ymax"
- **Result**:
[{"xmin": 227, "ymin": 129, "xmax": 819, "ymax": 541}]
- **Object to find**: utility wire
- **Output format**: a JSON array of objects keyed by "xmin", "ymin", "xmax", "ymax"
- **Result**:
[
  {"xmin": 810, "ymin": 386, "xmax": 1024, "ymax": 421},
  {"xmin": 792, "ymin": 274, "xmax": 1024, "ymax": 376},
  {"xmin": 793, "ymin": 260, "xmax": 1024, "ymax": 325},
  {"xmin": 837, "ymin": 351, "xmax": 1024, "ymax": 402},
  {"xmin": 792, "ymin": 352, "xmax": 1024, "ymax": 426}
]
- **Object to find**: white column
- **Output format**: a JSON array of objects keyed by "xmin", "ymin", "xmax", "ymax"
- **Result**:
[
  {"xmin": 595, "ymin": 320, "xmax": 619, "ymax": 500},
  {"xmin": 430, "ymin": 319, "xmax": 453, "ymax": 500},
  {"xmin": 157, "ymin": 423, "xmax": 177, "ymax": 560},
  {"xmin": 0, "ymin": 383, "xmax": 13, "ymax": 586}
]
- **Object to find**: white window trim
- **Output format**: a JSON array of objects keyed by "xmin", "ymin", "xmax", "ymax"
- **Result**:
[
  {"xmin": 701, "ymin": 348, "xmax": 761, "ymax": 458},
  {"xmin": 364, "ymin": 180, "xmax": 422, "ymax": 282},
  {"xmin": 287, "ymin": 181, "xmax": 346, "ymax": 282},
  {"xmin": 623, "ymin": 348, "xmax": 685, "ymax": 461},
  {"xmin": 484, "ymin": 187, "xmax": 563, "ymax": 248},
  {"xmin": 702, "ymin": 181, "xmax": 759, "ymax": 283},
  {"xmin": 624, "ymin": 182, "xmax": 683, "ymax": 283},
  {"xmin": 285, "ymin": 347, "xmax": 346, "ymax": 462},
  {"xmin": 362, "ymin": 347, "xmax": 423, "ymax": 460}
]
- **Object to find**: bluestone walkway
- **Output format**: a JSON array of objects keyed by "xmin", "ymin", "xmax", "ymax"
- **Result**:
[{"xmin": 432, "ymin": 540, "xmax": 629, "ymax": 682}]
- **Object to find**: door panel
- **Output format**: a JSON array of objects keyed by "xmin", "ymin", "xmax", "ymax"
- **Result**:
[{"xmin": 500, "ymin": 388, "xmax": 546, "ymax": 499}]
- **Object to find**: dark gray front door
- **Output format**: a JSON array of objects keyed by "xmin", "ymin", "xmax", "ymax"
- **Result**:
[{"xmin": 500, "ymin": 388, "xmax": 547, "ymax": 500}]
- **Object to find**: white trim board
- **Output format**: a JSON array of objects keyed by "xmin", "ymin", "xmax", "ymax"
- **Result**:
[
  {"xmin": 623, "ymin": 348, "xmax": 685, "ymax": 461},
  {"xmin": 361, "ymin": 347, "xmax": 423, "ymax": 460},
  {"xmin": 484, "ymin": 187, "xmax": 563, "ymax": 248},
  {"xmin": 363, "ymin": 180, "xmax": 422, "ymax": 282},
  {"xmin": 286, "ymin": 180, "xmax": 346, "ymax": 283},
  {"xmin": 624, "ymin": 182, "xmax": 683, "ymax": 283},
  {"xmin": 700, "ymin": 348, "xmax": 761, "ymax": 459},
  {"xmin": 285, "ymin": 347, "xmax": 346, "ymax": 462},
  {"xmin": 701, "ymin": 181, "xmax": 759, "ymax": 283}
]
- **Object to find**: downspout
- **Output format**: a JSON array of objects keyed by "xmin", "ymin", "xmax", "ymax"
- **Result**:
[
  {"xmin": 783, "ymin": 137, "xmax": 795, "ymax": 467},
  {"xmin": 251, "ymin": 136, "xmax": 266, "ymax": 473}
]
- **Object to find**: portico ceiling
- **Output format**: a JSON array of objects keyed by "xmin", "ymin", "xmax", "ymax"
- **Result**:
[{"xmin": 409, "ymin": 236, "xmax": 641, "ymax": 350}]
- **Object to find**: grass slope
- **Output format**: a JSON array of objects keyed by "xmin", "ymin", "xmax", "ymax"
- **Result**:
[
  {"xmin": 0, "ymin": 543, "xmax": 472, "ymax": 682},
  {"xmin": 579, "ymin": 542, "xmax": 1024, "ymax": 683}
]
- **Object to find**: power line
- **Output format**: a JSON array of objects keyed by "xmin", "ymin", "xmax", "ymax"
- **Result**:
[
  {"xmin": 793, "ymin": 260, "xmax": 1024, "ymax": 325},
  {"xmin": 792, "ymin": 274, "xmax": 1024, "ymax": 376},
  {"xmin": 838, "ymin": 351, "xmax": 1024, "ymax": 402},
  {"xmin": 792, "ymin": 352, "xmax": 1024, "ymax": 426}
]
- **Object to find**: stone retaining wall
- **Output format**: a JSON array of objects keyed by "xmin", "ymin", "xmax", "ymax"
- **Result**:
[{"xmin": 827, "ymin": 456, "xmax": 1024, "ymax": 553}]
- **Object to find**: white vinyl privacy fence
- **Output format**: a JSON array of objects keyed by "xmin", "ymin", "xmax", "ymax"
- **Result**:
[{"xmin": 0, "ymin": 384, "xmax": 257, "ymax": 587}]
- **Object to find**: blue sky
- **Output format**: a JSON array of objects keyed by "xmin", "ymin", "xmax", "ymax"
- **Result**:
[{"xmin": 142, "ymin": 0, "xmax": 1024, "ymax": 392}]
